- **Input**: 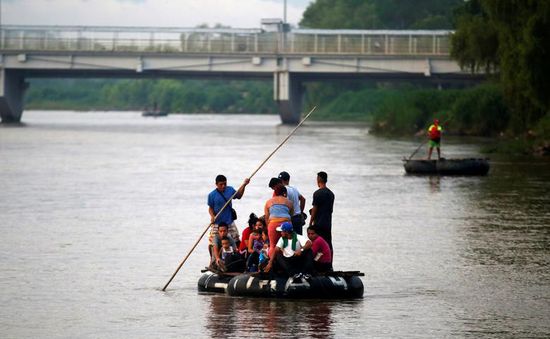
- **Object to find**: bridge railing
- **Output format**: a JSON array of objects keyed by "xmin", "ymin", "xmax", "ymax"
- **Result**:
[{"xmin": 0, "ymin": 25, "xmax": 452, "ymax": 56}]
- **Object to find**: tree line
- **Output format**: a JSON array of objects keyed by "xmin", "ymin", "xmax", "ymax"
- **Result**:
[
  {"xmin": 450, "ymin": 0, "xmax": 549, "ymax": 149},
  {"xmin": 299, "ymin": 0, "xmax": 549, "ymax": 154},
  {"xmin": 25, "ymin": 0, "xmax": 549, "ymax": 154},
  {"xmin": 26, "ymin": 78, "xmax": 276, "ymax": 114}
]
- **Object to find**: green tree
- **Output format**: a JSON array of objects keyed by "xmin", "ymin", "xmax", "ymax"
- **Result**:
[
  {"xmin": 450, "ymin": 84, "xmax": 509, "ymax": 135},
  {"xmin": 299, "ymin": 0, "xmax": 464, "ymax": 123},
  {"xmin": 25, "ymin": 78, "xmax": 275, "ymax": 113},
  {"xmin": 300, "ymin": 0, "xmax": 461, "ymax": 29},
  {"xmin": 451, "ymin": 0, "xmax": 550, "ymax": 132}
]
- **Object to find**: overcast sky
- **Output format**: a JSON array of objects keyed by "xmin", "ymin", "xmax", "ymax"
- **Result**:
[{"xmin": 3, "ymin": 0, "xmax": 312, "ymax": 28}]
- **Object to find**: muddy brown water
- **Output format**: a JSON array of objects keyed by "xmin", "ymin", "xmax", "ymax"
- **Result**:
[{"xmin": 1, "ymin": 111, "xmax": 549, "ymax": 338}]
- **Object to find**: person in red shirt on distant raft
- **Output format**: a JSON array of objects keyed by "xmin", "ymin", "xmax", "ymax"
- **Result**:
[{"xmin": 427, "ymin": 119, "xmax": 443, "ymax": 160}]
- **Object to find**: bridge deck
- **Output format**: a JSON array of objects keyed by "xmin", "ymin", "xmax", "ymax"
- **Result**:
[
  {"xmin": 1, "ymin": 25, "xmax": 477, "ymax": 125},
  {"xmin": 1, "ymin": 25, "xmax": 452, "ymax": 56}
]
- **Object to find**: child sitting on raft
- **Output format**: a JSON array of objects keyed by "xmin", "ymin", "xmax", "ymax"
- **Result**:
[
  {"xmin": 246, "ymin": 226, "xmax": 269, "ymax": 272},
  {"xmin": 217, "ymin": 237, "xmax": 235, "ymax": 272}
]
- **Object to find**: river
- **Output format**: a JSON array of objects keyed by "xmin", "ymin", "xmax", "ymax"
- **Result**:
[{"xmin": 1, "ymin": 111, "xmax": 549, "ymax": 338}]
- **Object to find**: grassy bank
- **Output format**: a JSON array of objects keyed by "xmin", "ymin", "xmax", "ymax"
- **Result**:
[
  {"xmin": 23, "ymin": 79, "xmax": 548, "ymax": 155},
  {"xmin": 305, "ymin": 83, "xmax": 548, "ymax": 156}
]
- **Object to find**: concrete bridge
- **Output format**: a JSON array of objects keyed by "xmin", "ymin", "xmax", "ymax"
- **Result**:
[{"xmin": 0, "ymin": 21, "xmax": 477, "ymax": 124}]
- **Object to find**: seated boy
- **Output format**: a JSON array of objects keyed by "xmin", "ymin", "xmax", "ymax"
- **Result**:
[
  {"xmin": 306, "ymin": 226, "xmax": 333, "ymax": 273},
  {"xmin": 264, "ymin": 222, "xmax": 313, "ymax": 277},
  {"xmin": 210, "ymin": 223, "xmax": 237, "ymax": 270},
  {"xmin": 218, "ymin": 237, "xmax": 235, "ymax": 272}
]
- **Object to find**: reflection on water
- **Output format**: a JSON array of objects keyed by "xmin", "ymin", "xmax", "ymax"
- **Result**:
[
  {"xmin": 207, "ymin": 295, "xmax": 341, "ymax": 338},
  {"xmin": 205, "ymin": 293, "xmax": 357, "ymax": 338},
  {"xmin": 428, "ymin": 176, "xmax": 441, "ymax": 193},
  {"xmin": 1, "ymin": 111, "xmax": 549, "ymax": 337}
]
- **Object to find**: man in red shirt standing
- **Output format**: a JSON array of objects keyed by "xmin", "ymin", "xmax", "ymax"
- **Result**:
[{"xmin": 427, "ymin": 119, "xmax": 443, "ymax": 160}]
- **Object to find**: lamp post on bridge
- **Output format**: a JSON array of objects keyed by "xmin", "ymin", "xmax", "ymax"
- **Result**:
[
  {"xmin": 0, "ymin": 0, "xmax": 3, "ymax": 49},
  {"xmin": 283, "ymin": 0, "xmax": 287, "ymax": 24},
  {"xmin": 282, "ymin": 0, "xmax": 288, "ymax": 52}
]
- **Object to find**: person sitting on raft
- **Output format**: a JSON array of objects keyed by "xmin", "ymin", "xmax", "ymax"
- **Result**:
[
  {"xmin": 306, "ymin": 226, "xmax": 333, "ymax": 273},
  {"xmin": 246, "ymin": 224, "xmax": 268, "ymax": 272},
  {"xmin": 210, "ymin": 223, "xmax": 240, "ymax": 271},
  {"xmin": 258, "ymin": 231, "xmax": 269, "ymax": 270},
  {"xmin": 217, "ymin": 236, "xmax": 236, "ymax": 272},
  {"xmin": 253, "ymin": 227, "xmax": 270, "ymax": 271},
  {"xmin": 238, "ymin": 213, "xmax": 259, "ymax": 255},
  {"xmin": 264, "ymin": 222, "xmax": 313, "ymax": 277},
  {"xmin": 246, "ymin": 217, "xmax": 265, "ymax": 254}
]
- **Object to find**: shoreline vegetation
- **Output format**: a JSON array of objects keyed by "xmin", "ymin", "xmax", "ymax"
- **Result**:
[
  {"xmin": 23, "ymin": 1, "xmax": 550, "ymax": 156},
  {"xmin": 25, "ymin": 79, "xmax": 548, "ymax": 156}
]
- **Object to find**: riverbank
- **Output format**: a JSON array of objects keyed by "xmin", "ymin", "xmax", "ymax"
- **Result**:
[
  {"xmin": 24, "ymin": 78, "xmax": 548, "ymax": 156},
  {"xmin": 305, "ymin": 83, "xmax": 549, "ymax": 157},
  {"xmin": 20, "ymin": 107, "xmax": 548, "ymax": 157}
]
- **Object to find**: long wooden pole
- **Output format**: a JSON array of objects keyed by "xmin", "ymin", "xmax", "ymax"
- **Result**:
[
  {"xmin": 407, "ymin": 139, "xmax": 428, "ymax": 161},
  {"xmin": 162, "ymin": 106, "xmax": 317, "ymax": 291}
]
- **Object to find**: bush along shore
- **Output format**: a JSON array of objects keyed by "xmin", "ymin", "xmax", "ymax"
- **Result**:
[
  {"xmin": 25, "ymin": 78, "xmax": 277, "ymax": 114},
  {"xmin": 25, "ymin": 79, "xmax": 548, "ymax": 156},
  {"xmin": 305, "ymin": 82, "xmax": 549, "ymax": 156},
  {"xmin": 299, "ymin": 0, "xmax": 550, "ymax": 157}
]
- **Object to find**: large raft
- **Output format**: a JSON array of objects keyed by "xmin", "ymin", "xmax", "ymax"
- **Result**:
[
  {"xmin": 403, "ymin": 158, "xmax": 490, "ymax": 175},
  {"xmin": 198, "ymin": 270, "xmax": 364, "ymax": 299}
]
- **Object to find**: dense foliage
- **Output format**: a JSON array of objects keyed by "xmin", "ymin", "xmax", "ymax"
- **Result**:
[
  {"xmin": 451, "ymin": 0, "xmax": 550, "ymax": 134},
  {"xmin": 299, "ymin": 0, "xmax": 466, "ymax": 127},
  {"xmin": 300, "ymin": 0, "xmax": 461, "ymax": 29},
  {"xmin": 303, "ymin": 81, "xmax": 510, "ymax": 137},
  {"xmin": 299, "ymin": 0, "xmax": 549, "ymax": 154},
  {"xmin": 25, "ymin": 79, "xmax": 276, "ymax": 114},
  {"xmin": 369, "ymin": 83, "xmax": 509, "ymax": 136},
  {"xmin": 448, "ymin": 0, "xmax": 550, "ymax": 154}
]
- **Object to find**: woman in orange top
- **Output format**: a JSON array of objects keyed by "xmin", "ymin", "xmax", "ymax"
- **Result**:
[{"xmin": 264, "ymin": 185, "xmax": 294, "ymax": 258}]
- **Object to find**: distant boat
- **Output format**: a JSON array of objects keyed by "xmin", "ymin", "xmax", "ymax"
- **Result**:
[
  {"xmin": 142, "ymin": 110, "xmax": 168, "ymax": 117},
  {"xmin": 403, "ymin": 158, "xmax": 490, "ymax": 175},
  {"xmin": 142, "ymin": 102, "xmax": 168, "ymax": 117}
]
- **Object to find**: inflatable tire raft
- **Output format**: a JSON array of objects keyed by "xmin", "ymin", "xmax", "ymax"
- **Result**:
[
  {"xmin": 197, "ymin": 271, "xmax": 364, "ymax": 299},
  {"xmin": 197, "ymin": 271, "xmax": 233, "ymax": 293}
]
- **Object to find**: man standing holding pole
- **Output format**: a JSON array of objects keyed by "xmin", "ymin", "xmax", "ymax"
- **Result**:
[
  {"xmin": 309, "ymin": 171, "xmax": 334, "ymax": 259},
  {"xmin": 427, "ymin": 119, "xmax": 443, "ymax": 160},
  {"xmin": 208, "ymin": 174, "xmax": 250, "ymax": 249}
]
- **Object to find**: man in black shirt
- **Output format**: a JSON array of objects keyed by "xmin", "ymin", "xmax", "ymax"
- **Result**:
[{"xmin": 309, "ymin": 171, "xmax": 335, "ymax": 259}]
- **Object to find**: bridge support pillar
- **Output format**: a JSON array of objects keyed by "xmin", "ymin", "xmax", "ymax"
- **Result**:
[
  {"xmin": 274, "ymin": 72, "xmax": 302, "ymax": 125},
  {"xmin": 0, "ymin": 70, "xmax": 26, "ymax": 123}
]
